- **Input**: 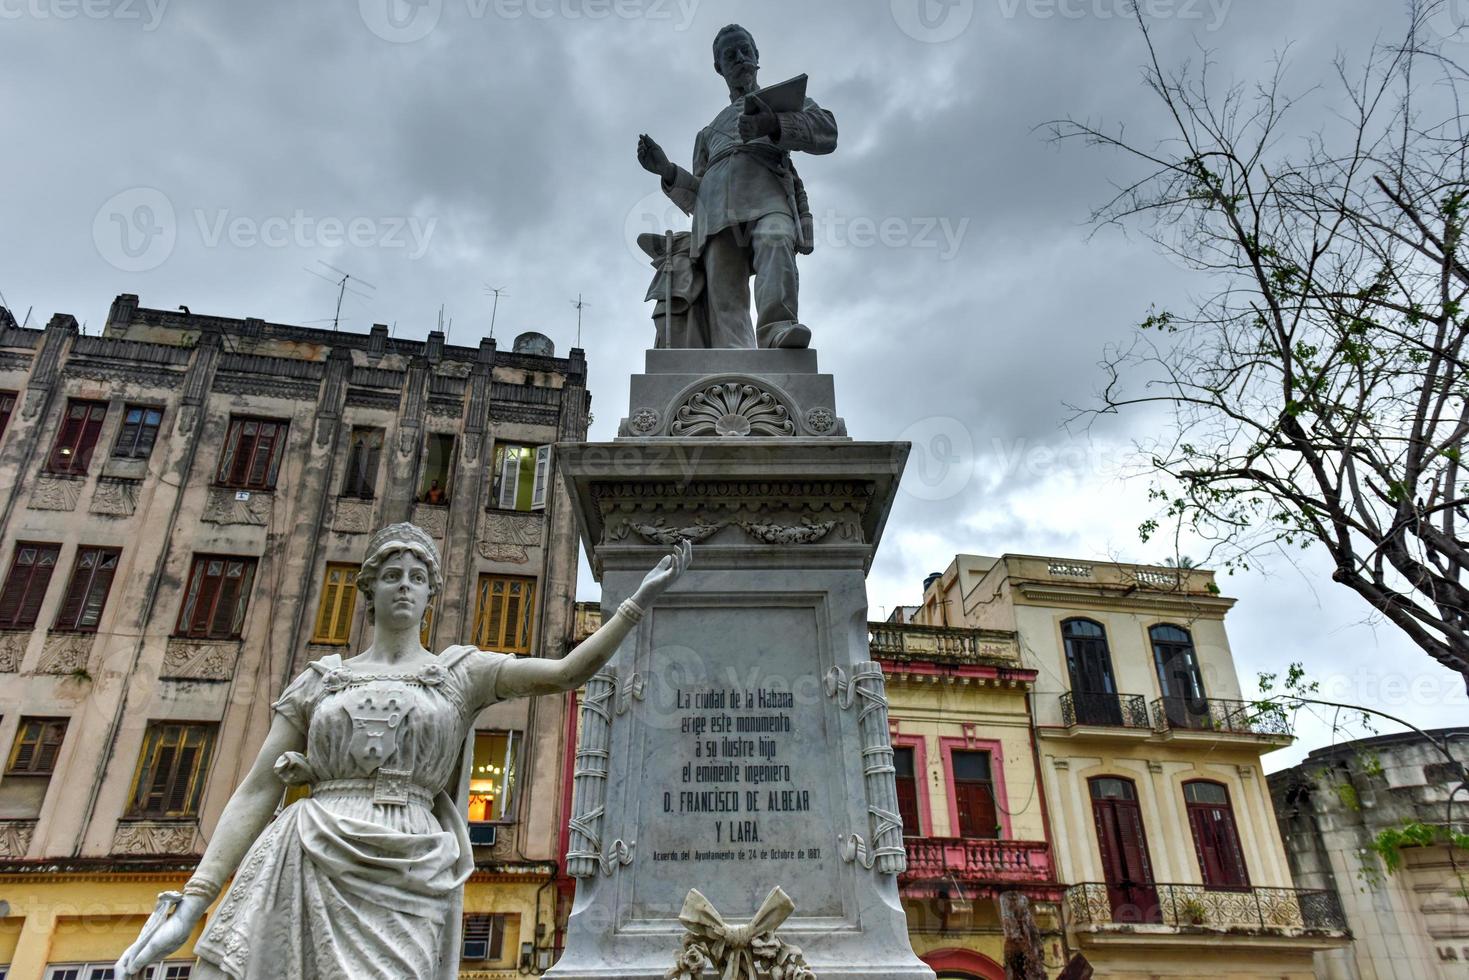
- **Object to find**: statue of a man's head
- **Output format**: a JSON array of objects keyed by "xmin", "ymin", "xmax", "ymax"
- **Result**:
[{"xmin": 712, "ymin": 23, "xmax": 759, "ymax": 89}]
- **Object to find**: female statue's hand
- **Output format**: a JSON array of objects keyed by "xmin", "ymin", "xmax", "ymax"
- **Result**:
[
  {"xmin": 114, "ymin": 895, "xmax": 206, "ymax": 978},
  {"xmin": 631, "ymin": 539, "xmax": 693, "ymax": 607}
]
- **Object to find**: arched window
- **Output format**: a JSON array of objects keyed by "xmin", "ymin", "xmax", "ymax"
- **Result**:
[
  {"xmin": 1150, "ymin": 624, "xmax": 1208, "ymax": 729},
  {"xmin": 1184, "ymin": 780, "xmax": 1250, "ymax": 889},
  {"xmin": 1088, "ymin": 776, "xmax": 1160, "ymax": 923},
  {"xmin": 1063, "ymin": 619, "xmax": 1121, "ymax": 725}
]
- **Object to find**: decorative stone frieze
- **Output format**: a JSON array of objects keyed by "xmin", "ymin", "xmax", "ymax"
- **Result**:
[
  {"xmin": 0, "ymin": 631, "xmax": 28, "ymax": 672},
  {"xmin": 477, "ymin": 511, "xmax": 543, "ymax": 563},
  {"xmin": 590, "ymin": 479, "xmax": 873, "ymax": 548},
  {"xmin": 607, "ymin": 518, "xmax": 726, "ymax": 546},
  {"xmin": 35, "ymin": 632, "xmax": 95, "ymax": 676},
  {"xmin": 411, "ymin": 503, "xmax": 449, "ymax": 539},
  {"xmin": 113, "ymin": 820, "xmax": 199, "ymax": 855},
  {"xmin": 333, "ymin": 498, "xmax": 376, "ymax": 534},
  {"xmin": 91, "ymin": 476, "xmax": 142, "ymax": 517},
  {"xmin": 0, "ymin": 820, "xmax": 36, "ymax": 858},
  {"xmin": 202, "ymin": 487, "xmax": 272, "ymax": 526},
  {"xmin": 161, "ymin": 638, "xmax": 240, "ymax": 680},
  {"xmin": 28, "ymin": 474, "xmax": 83, "ymax": 511}
]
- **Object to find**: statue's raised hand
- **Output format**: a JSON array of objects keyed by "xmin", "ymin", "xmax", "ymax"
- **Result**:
[
  {"xmin": 637, "ymin": 133, "xmax": 675, "ymax": 182},
  {"xmin": 631, "ymin": 539, "xmax": 693, "ymax": 607}
]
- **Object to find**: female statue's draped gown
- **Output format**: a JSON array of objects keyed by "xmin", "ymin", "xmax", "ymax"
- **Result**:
[{"xmin": 192, "ymin": 644, "xmax": 506, "ymax": 979}]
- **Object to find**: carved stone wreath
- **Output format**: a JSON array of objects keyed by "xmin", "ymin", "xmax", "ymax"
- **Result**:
[
  {"xmin": 738, "ymin": 518, "xmax": 837, "ymax": 545},
  {"xmin": 671, "ymin": 382, "xmax": 796, "ymax": 438},
  {"xmin": 609, "ymin": 518, "xmax": 726, "ymax": 546}
]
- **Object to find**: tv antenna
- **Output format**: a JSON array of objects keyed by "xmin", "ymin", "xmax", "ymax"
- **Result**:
[
  {"xmin": 437, "ymin": 304, "xmax": 455, "ymax": 344},
  {"xmin": 571, "ymin": 293, "xmax": 591, "ymax": 348},
  {"xmin": 304, "ymin": 261, "xmax": 376, "ymax": 331},
  {"xmin": 483, "ymin": 284, "xmax": 508, "ymax": 341}
]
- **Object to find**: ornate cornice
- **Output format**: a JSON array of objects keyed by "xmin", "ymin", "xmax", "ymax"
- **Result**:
[{"xmin": 1013, "ymin": 581, "xmax": 1236, "ymax": 617}]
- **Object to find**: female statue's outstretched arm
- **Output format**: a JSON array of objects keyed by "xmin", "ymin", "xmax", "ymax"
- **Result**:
[
  {"xmin": 488, "ymin": 540, "xmax": 692, "ymax": 703},
  {"xmin": 115, "ymin": 715, "xmax": 306, "ymax": 977}
]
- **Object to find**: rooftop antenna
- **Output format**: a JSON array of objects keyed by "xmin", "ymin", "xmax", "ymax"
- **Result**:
[
  {"xmin": 571, "ymin": 293, "xmax": 591, "ymax": 348},
  {"xmin": 483, "ymin": 284, "xmax": 508, "ymax": 341},
  {"xmin": 304, "ymin": 261, "xmax": 375, "ymax": 331}
]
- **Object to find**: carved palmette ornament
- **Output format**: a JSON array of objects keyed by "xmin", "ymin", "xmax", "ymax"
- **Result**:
[{"xmin": 671, "ymin": 382, "xmax": 796, "ymax": 437}]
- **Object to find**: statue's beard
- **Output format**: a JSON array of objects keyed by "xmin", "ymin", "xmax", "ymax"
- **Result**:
[{"xmin": 729, "ymin": 63, "xmax": 758, "ymax": 89}]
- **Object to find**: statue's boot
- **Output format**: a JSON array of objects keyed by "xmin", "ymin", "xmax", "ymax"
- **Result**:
[{"xmin": 760, "ymin": 321, "xmax": 811, "ymax": 349}]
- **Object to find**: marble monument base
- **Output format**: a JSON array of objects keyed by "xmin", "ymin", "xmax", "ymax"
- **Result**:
[{"xmin": 551, "ymin": 413, "xmax": 934, "ymax": 979}]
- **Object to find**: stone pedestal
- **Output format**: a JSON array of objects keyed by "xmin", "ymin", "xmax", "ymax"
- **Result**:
[{"xmin": 551, "ymin": 350, "xmax": 932, "ymax": 980}]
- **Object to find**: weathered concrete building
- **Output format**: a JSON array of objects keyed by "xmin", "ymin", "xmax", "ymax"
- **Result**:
[
  {"xmin": 1270, "ymin": 728, "xmax": 1469, "ymax": 979},
  {"xmin": 905, "ymin": 554, "xmax": 1350, "ymax": 979},
  {"xmin": 0, "ymin": 295, "xmax": 589, "ymax": 978}
]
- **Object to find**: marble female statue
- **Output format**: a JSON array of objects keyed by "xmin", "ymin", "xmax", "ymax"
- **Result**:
[{"xmin": 115, "ymin": 522, "xmax": 692, "ymax": 979}]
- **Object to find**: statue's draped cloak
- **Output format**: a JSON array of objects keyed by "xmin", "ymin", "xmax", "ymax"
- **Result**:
[{"xmin": 192, "ymin": 645, "xmax": 506, "ymax": 980}]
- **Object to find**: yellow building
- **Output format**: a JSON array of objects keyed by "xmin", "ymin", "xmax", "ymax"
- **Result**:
[
  {"xmin": 906, "ymin": 554, "xmax": 1351, "ymax": 978},
  {"xmin": 0, "ymin": 297, "xmax": 588, "ymax": 978}
]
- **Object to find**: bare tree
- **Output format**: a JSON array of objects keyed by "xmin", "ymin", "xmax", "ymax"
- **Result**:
[{"xmin": 1053, "ymin": 1, "xmax": 1469, "ymax": 690}]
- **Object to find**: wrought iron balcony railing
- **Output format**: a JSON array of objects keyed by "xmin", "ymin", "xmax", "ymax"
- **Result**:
[
  {"xmin": 1059, "ymin": 691, "xmax": 1152, "ymax": 729},
  {"xmin": 1151, "ymin": 696, "xmax": 1293, "ymax": 738},
  {"xmin": 1065, "ymin": 882, "xmax": 1347, "ymax": 933}
]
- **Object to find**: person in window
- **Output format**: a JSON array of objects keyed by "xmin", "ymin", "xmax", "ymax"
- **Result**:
[
  {"xmin": 115, "ymin": 523, "xmax": 692, "ymax": 979},
  {"xmin": 423, "ymin": 479, "xmax": 447, "ymax": 505}
]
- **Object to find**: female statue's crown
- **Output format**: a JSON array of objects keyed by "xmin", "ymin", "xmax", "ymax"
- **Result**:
[{"xmin": 364, "ymin": 522, "xmax": 440, "ymax": 563}]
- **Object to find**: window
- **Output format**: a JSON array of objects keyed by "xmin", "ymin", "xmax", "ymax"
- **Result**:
[
  {"xmin": 127, "ymin": 722, "xmax": 216, "ymax": 818},
  {"xmin": 951, "ymin": 750, "xmax": 998, "ymax": 839},
  {"xmin": 53, "ymin": 547, "xmax": 121, "ymax": 632},
  {"xmin": 461, "ymin": 914, "xmax": 507, "ymax": 961},
  {"xmin": 311, "ymin": 563, "xmax": 359, "ymax": 645},
  {"xmin": 113, "ymin": 405, "xmax": 164, "ymax": 459},
  {"xmin": 468, "ymin": 731, "xmax": 520, "ymax": 823},
  {"xmin": 491, "ymin": 443, "xmax": 550, "ymax": 512},
  {"xmin": 472, "ymin": 575, "xmax": 536, "ymax": 654},
  {"xmin": 47, "ymin": 399, "xmax": 108, "ymax": 475},
  {"xmin": 1151, "ymin": 624, "xmax": 1209, "ymax": 728},
  {"xmin": 0, "ymin": 389, "xmax": 15, "ymax": 440},
  {"xmin": 341, "ymin": 427, "xmax": 383, "ymax": 499},
  {"xmin": 1089, "ymin": 776, "xmax": 1161, "ymax": 923},
  {"xmin": 0, "ymin": 543, "xmax": 62, "ymax": 629},
  {"xmin": 7, "ymin": 718, "xmax": 67, "ymax": 774},
  {"xmin": 175, "ymin": 555, "xmax": 257, "ymax": 640},
  {"xmin": 44, "ymin": 964, "xmax": 191, "ymax": 979},
  {"xmin": 419, "ymin": 433, "xmax": 455, "ymax": 504},
  {"xmin": 1184, "ymin": 781, "xmax": 1251, "ymax": 889},
  {"xmin": 893, "ymin": 746, "xmax": 922, "ymax": 836},
  {"xmin": 216, "ymin": 417, "xmax": 288, "ymax": 490},
  {"xmin": 1063, "ymin": 618, "xmax": 1123, "ymax": 726}
]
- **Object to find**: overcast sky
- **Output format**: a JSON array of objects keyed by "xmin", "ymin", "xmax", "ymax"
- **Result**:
[{"xmin": 2, "ymin": 0, "xmax": 1464, "ymax": 768}]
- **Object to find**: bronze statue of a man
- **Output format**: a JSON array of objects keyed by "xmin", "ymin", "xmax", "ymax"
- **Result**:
[{"xmin": 637, "ymin": 24, "xmax": 837, "ymax": 350}]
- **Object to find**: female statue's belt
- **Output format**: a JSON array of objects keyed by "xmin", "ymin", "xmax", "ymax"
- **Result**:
[{"xmin": 312, "ymin": 773, "xmax": 435, "ymax": 807}]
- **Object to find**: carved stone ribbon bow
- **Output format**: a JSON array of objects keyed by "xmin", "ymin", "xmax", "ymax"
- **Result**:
[{"xmin": 667, "ymin": 886, "xmax": 815, "ymax": 980}]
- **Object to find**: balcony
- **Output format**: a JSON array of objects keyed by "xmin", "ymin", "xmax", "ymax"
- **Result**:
[
  {"xmin": 900, "ymin": 836, "xmax": 1062, "ymax": 902},
  {"xmin": 1066, "ymin": 881, "xmax": 1348, "ymax": 937},
  {"xmin": 1151, "ymin": 696, "xmax": 1293, "ymax": 742},
  {"xmin": 868, "ymin": 622, "xmax": 1020, "ymax": 668},
  {"xmin": 1059, "ymin": 691, "xmax": 1152, "ymax": 730}
]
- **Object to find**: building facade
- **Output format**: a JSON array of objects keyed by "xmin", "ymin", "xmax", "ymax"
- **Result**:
[
  {"xmin": 0, "ymin": 295, "xmax": 590, "ymax": 979},
  {"xmin": 905, "ymin": 554, "xmax": 1349, "ymax": 978},
  {"xmin": 1271, "ymin": 728, "xmax": 1469, "ymax": 979}
]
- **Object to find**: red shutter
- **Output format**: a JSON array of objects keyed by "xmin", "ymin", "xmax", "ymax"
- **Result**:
[
  {"xmin": 74, "ymin": 403, "xmax": 107, "ymax": 471},
  {"xmin": 36, "ymin": 720, "xmax": 65, "ymax": 772},
  {"xmin": 0, "ymin": 545, "xmax": 60, "ymax": 628},
  {"xmin": 79, "ymin": 551, "xmax": 119, "ymax": 629},
  {"xmin": 894, "ymin": 749, "xmax": 921, "ymax": 836},
  {"xmin": 47, "ymin": 404, "xmax": 85, "ymax": 471},
  {"xmin": 54, "ymin": 550, "xmax": 96, "ymax": 630},
  {"xmin": 1189, "ymin": 802, "xmax": 1250, "ymax": 888}
]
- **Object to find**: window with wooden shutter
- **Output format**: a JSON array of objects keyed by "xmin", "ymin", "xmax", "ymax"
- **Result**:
[
  {"xmin": 53, "ymin": 547, "xmax": 121, "ymax": 632},
  {"xmin": 127, "ymin": 722, "xmax": 216, "ymax": 818},
  {"xmin": 311, "ymin": 563, "xmax": 359, "ymax": 645},
  {"xmin": 7, "ymin": 718, "xmax": 68, "ymax": 774},
  {"xmin": 893, "ymin": 746, "xmax": 922, "ymax": 836},
  {"xmin": 0, "ymin": 390, "xmax": 16, "ymax": 441},
  {"xmin": 1184, "ymin": 781, "xmax": 1251, "ymax": 889},
  {"xmin": 0, "ymin": 543, "xmax": 62, "ymax": 629},
  {"xmin": 175, "ymin": 555, "xmax": 257, "ymax": 640},
  {"xmin": 491, "ymin": 443, "xmax": 550, "ymax": 512},
  {"xmin": 341, "ymin": 427, "xmax": 383, "ymax": 499},
  {"xmin": 951, "ymin": 750, "xmax": 999, "ymax": 839},
  {"xmin": 47, "ymin": 399, "xmax": 108, "ymax": 475},
  {"xmin": 418, "ymin": 433, "xmax": 455, "ymax": 505},
  {"xmin": 461, "ymin": 914, "xmax": 507, "ymax": 961},
  {"xmin": 1089, "ymin": 776, "xmax": 1161, "ymax": 923},
  {"xmin": 113, "ymin": 405, "xmax": 164, "ymax": 459},
  {"xmin": 472, "ymin": 575, "xmax": 536, "ymax": 654},
  {"xmin": 215, "ymin": 417, "xmax": 288, "ymax": 490}
]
